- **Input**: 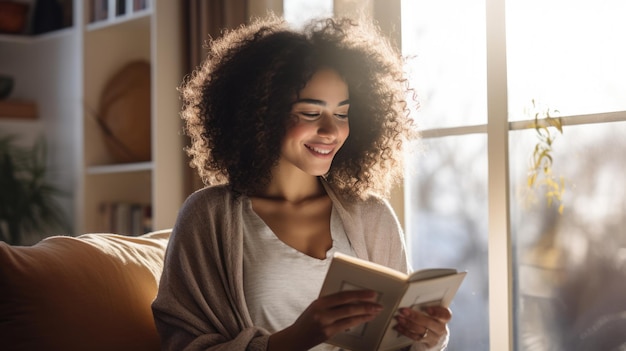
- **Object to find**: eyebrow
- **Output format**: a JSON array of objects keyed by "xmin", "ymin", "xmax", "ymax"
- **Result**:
[{"xmin": 294, "ymin": 98, "xmax": 350, "ymax": 106}]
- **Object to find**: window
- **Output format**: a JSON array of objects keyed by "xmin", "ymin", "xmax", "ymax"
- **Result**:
[
  {"xmin": 404, "ymin": 0, "xmax": 626, "ymax": 350},
  {"xmin": 283, "ymin": 0, "xmax": 333, "ymax": 27},
  {"xmin": 402, "ymin": 1, "xmax": 489, "ymax": 349}
]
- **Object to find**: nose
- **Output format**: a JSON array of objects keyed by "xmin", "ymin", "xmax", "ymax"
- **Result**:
[{"xmin": 317, "ymin": 113, "xmax": 339, "ymax": 139}]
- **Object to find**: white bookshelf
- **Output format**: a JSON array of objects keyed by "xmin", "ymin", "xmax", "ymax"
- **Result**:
[{"xmin": 0, "ymin": 0, "xmax": 185, "ymax": 236}]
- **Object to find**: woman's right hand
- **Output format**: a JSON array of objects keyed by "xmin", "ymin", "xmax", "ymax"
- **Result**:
[{"xmin": 268, "ymin": 290, "xmax": 383, "ymax": 351}]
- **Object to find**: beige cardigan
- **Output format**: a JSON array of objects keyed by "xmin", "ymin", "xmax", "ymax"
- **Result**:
[{"xmin": 152, "ymin": 182, "xmax": 417, "ymax": 350}]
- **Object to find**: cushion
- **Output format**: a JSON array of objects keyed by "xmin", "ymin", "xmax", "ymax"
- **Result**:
[{"xmin": 0, "ymin": 229, "xmax": 171, "ymax": 351}]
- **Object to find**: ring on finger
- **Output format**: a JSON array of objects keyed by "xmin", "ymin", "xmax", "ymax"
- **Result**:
[{"xmin": 419, "ymin": 328, "xmax": 429, "ymax": 339}]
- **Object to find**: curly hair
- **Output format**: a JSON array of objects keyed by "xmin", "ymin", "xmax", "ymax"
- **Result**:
[{"xmin": 181, "ymin": 14, "xmax": 419, "ymax": 199}]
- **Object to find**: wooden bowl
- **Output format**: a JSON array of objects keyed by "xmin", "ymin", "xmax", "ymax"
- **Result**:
[{"xmin": 97, "ymin": 61, "xmax": 152, "ymax": 163}]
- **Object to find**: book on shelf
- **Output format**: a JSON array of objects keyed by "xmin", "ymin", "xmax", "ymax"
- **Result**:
[
  {"xmin": 117, "ymin": 0, "xmax": 149, "ymax": 15},
  {"xmin": 0, "ymin": 100, "xmax": 37, "ymax": 119},
  {"xmin": 116, "ymin": 0, "xmax": 127, "ymax": 16},
  {"xmin": 89, "ymin": 0, "xmax": 149, "ymax": 24},
  {"xmin": 319, "ymin": 252, "xmax": 467, "ymax": 351},
  {"xmin": 90, "ymin": 0, "xmax": 109, "ymax": 22},
  {"xmin": 133, "ymin": 0, "xmax": 148, "ymax": 11},
  {"xmin": 99, "ymin": 201, "xmax": 152, "ymax": 236}
]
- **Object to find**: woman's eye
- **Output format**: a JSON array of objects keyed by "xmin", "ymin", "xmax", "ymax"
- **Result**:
[{"xmin": 296, "ymin": 110, "xmax": 348, "ymax": 119}]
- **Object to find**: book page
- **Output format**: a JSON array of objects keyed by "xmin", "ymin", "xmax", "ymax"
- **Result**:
[
  {"xmin": 408, "ymin": 268, "xmax": 458, "ymax": 281},
  {"xmin": 318, "ymin": 256, "xmax": 408, "ymax": 351},
  {"xmin": 377, "ymin": 272, "xmax": 467, "ymax": 351}
]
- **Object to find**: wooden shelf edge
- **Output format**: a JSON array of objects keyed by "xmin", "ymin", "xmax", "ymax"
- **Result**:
[
  {"xmin": 0, "ymin": 100, "xmax": 38, "ymax": 120},
  {"xmin": 86, "ymin": 161, "xmax": 153, "ymax": 175}
]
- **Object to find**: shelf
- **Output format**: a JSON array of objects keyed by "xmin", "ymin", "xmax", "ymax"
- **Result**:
[
  {"xmin": 0, "ymin": 27, "xmax": 74, "ymax": 44},
  {"xmin": 2, "ymin": 0, "xmax": 185, "ymax": 235},
  {"xmin": 87, "ymin": 161, "xmax": 153, "ymax": 175},
  {"xmin": 0, "ymin": 100, "xmax": 38, "ymax": 119}
]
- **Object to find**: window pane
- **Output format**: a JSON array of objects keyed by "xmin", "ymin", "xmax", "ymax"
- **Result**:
[
  {"xmin": 507, "ymin": 0, "xmax": 626, "ymax": 120},
  {"xmin": 405, "ymin": 135, "xmax": 489, "ymax": 349},
  {"xmin": 283, "ymin": 0, "xmax": 333, "ymax": 27},
  {"xmin": 401, "ymin": 0, "xmax": 487, "ymax": 129},
  {"xmin": 510, "ymin": 121, "xmax": 626, "ymax": 350}
]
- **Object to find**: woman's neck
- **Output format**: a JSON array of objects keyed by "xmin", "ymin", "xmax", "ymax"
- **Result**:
[
  {"xmin": 261, "ymin": 179, "xmax": 325, "ymax": 204},
  {"xmin": 254, "ymin": 168, "xmax": 326, "ymax": 204}
]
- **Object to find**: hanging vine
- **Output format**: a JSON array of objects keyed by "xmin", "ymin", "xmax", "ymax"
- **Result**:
[{"xmin": 526, "ymin": 99, "xmax": 565, "ymax": 214}]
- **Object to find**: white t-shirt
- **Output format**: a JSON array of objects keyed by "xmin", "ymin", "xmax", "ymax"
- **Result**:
[{"xmin": 242, "ymin": 199, "xmax": 355, "ymax": 351}]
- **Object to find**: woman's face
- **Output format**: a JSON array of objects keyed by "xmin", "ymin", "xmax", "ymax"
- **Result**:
[{"xmin": 280, "ymin": 68, "xmax": 350, "ymax": 177}]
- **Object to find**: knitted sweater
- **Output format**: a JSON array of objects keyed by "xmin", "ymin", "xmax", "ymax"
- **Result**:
[{"xmin": 152, "ymin": 181, "xmax": 442, "ymax": 350}]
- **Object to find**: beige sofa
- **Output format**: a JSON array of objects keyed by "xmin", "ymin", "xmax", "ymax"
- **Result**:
[{"xmin": 0, "ymin": 229, "xmax": 171, "ymax": 351}]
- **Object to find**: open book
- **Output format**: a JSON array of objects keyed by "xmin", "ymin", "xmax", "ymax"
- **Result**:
[{"xmin": 318, "ymin": 252, "xmax": 466, "ymax": 351}]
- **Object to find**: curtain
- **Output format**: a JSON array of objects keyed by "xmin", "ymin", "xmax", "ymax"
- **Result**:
[{"xmin": 183, "ymin": 0, "xmax": 248, "ymax": 194}]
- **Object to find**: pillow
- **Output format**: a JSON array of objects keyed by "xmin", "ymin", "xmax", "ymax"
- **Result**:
[{"xmin": 0, "ymin": 229, "xmax": 171, "ymax": 351}]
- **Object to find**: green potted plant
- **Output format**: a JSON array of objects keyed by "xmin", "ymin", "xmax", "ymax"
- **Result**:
[{"xmin": 0, "ymin": 134, "xmax": 70, "ymax": 245}]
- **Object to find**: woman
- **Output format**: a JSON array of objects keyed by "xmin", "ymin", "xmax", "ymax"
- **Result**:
[{"xmin": 152, "ymin": 14, "xmax": 451, "ymax": 351}]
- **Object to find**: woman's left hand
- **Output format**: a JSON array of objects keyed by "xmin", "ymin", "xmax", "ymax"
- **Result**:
[{"xmin": 393, "ymin": 305, "xmax": 452, "ymax": 348}]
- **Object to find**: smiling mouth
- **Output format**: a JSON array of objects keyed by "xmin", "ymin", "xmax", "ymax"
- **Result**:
[{"xmin": 305, "ymin": 144, "xmax": 333, "ymax": 155}]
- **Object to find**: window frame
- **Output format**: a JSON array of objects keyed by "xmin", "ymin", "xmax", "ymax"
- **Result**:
[{"xmin": 485, "ymin": 1, "xmax": 514, "ymax": 349}]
